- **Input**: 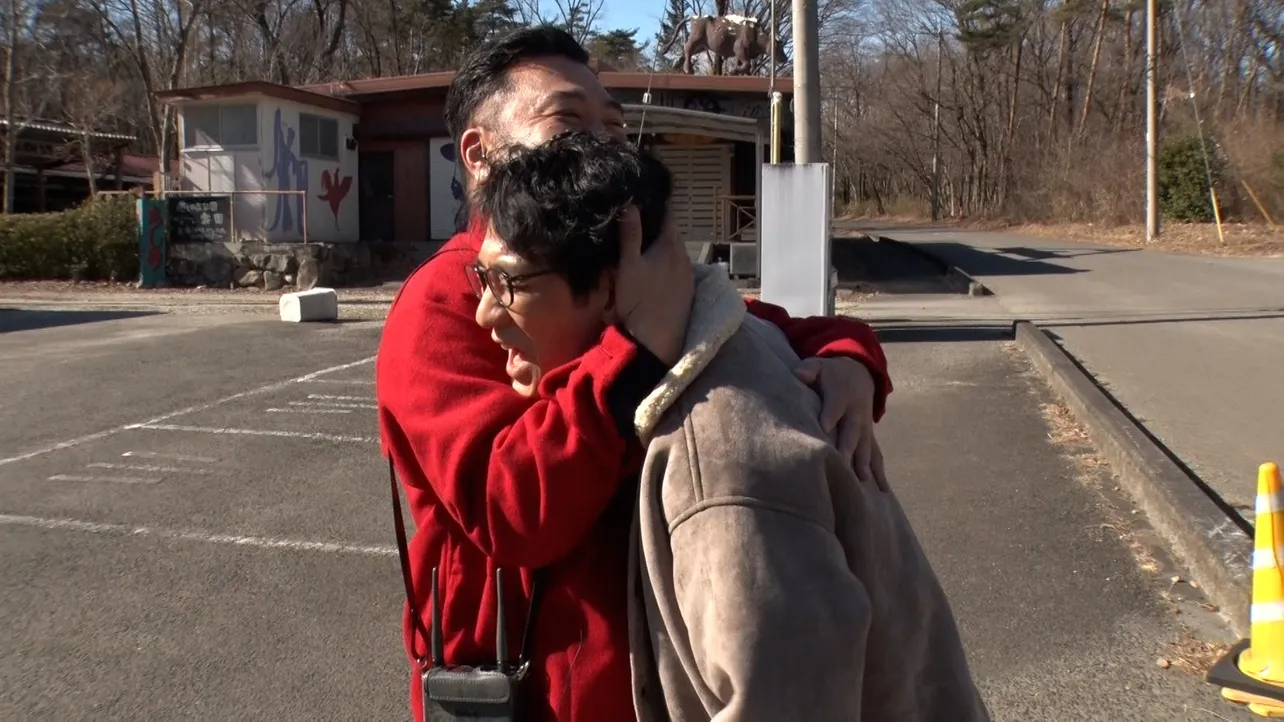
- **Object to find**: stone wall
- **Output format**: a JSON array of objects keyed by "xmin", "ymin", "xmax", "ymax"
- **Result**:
[{"xmin": 167, "ymin": 241, "xmax": 443, "ymax": 289}]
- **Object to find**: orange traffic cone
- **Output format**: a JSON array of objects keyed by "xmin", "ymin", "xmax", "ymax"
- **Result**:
[{"xmin": 1221, "ymin": 462, "xmax": 1284, "ymax": 716}]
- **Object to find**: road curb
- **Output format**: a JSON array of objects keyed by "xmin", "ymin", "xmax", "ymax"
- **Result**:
[
  {"xmin": 946, "ymin": 266, "xmax": 991, "ymax": 297},
  {"xmin": 865, "ymin": 234, "xmax": 991, "ymax": 296},
  {"xmin": 1013, "ymin": 320, "xmax": 1252, "ymax": 636}
]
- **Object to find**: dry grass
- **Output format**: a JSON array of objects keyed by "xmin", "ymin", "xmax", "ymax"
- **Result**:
[
  {"xmin": 1035, "ymin": 400, "xmax": 1165, "ymax": 577},
  {"xmin": 1033, "ymin": 394, "xmax": 1243, "ymax": 686},
  {"xmin": 1010, "ymin": 221, "xmax": 1284, "ymax": 258},
  {"xmin": 838, "ymin": 212, "xmax": 1284, "ymax": 257},
  {"xmin": 1163, "ymin": 636, "xmax": 1233, "ymax": 677},
  {"xmin": 838, "ymin": 208, "xmax": 1284, "ymax": 257}
]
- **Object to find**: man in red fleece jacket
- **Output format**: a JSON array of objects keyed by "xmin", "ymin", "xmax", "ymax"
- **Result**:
[{"xmin": 376, "ymin": 26, "xmax": 894, "ymax": 722}]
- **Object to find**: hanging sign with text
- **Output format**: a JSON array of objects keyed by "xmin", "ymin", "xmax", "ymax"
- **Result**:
[{"xmin": 167, "ymin": 195, "xmax": 232, "ymax": 243}]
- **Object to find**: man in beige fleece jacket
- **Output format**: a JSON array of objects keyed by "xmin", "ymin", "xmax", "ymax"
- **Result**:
[
  {"xmin": 626, "ymin": 269, "xmax": 989, "ymax": 720},
  {"xmin": 474, "ymin": 132, "xmax": 988, "ymax": 720}
]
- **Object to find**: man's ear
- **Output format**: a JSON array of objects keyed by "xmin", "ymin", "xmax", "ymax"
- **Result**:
[
  {"xmin": 599, "ymin": 268, "xmax": 621, "ymax": 325},
  {"xmin": 459, "ymin": 128, "xmax": 488, "ymax": 181}
]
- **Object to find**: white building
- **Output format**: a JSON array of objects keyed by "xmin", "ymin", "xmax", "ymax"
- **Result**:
[{"xmin": 166, "ymin": 82, "xmax": 360, "ymax": 244}]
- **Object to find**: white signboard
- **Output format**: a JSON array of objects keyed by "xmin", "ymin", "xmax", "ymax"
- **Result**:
[
  {"xmin": 759, "ymin": 163, "xmax": 832, "ymax": 318},
  {"xmin": 429, "ymin": 137, "xmax": 466, "ymax": 240}
]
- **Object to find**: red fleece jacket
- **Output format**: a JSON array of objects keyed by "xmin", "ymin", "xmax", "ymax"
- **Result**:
[{"xmin": 376, "ymin": 227, "xmax": 891, "ymax": 722}]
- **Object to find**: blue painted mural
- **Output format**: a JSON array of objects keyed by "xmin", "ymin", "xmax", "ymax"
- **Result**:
[{"xmin": 264, "ymin": 108, "xmax": 308, "ymax": 234}]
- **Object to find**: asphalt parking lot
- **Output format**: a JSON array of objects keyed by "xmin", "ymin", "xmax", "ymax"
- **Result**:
[
  {"xmin": 0, "ymin": 304, "xmax": 1250, "ymax": 720},
  {"xmin": 0, "ymin": 311, "xmax": 404, "ymax": 720}
]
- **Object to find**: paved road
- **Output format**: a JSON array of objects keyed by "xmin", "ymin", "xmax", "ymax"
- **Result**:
[
  {"xmin": 858, "ymin": 228, "xmax": 1284, "ymax": 523},
  {"xmin": 0, "ymin": 304, "xmax": 1249, "ymax": 720}
]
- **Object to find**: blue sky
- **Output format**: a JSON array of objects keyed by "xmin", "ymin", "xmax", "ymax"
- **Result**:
[{"xmin": 597, "ymin": 1, "xmax": 671, "ymax": 48}]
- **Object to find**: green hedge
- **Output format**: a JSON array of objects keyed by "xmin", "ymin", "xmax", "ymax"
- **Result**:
[
  {"xmin": 1158, "ymin": 133, "xmax": 1226, "ymax": 223},
  {"xmin": 0, "ymin": 195, "xmax": 139, "ymax": 281}
]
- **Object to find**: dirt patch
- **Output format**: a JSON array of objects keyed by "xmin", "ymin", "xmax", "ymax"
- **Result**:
[
  {"xmin": 1039, "ymin": 399, "xmax": 1163, "ymax": 576},
  {"xmin": 1026, "ymin": 374, "xmax": 1238, "ymax": 680},
  {"xmin": 0, "ymin": 280, "xmax": 248, "ymax": 296},
  {"xmin": 0, "ymin": 280, "xmax": 400, "ymax": 306},
  {"xmin": 1162, "ymin": 636, "xmax": 1233, "ymax": 678}
]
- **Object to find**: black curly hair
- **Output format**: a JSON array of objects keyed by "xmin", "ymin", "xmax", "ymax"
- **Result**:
[{"xmin": 474, "ymin": 132, "xmax": 673, "ymax": 297}]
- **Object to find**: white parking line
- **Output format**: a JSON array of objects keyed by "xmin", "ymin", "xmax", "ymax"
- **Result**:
[
  {"xmin": 138, "ymin": 424, "xmax": 378, "ymax": 445},
  {"xmin": 0, "ymin": 513, "xmax": 397, "ymax": 557},
  {"xmin": 307, "ymin": 394, "xmax": 370, "ymax": 402},
  {"xmin": 288, "ymin": 400, "xmax": 377, "ymax": 410},
  {"xmin": 0, "ymin": 356, "xmax": 375, "ymax": 468},
  {"xmin": 88, "ymin": 462, "xmax": 213, "ymax": 475},
  {"xmin": 122, "ymin": 451, "xmax": 218, "ymax": 463},
  {"xmin": 48, "ymin": 474, "xmax": 159, "ymax": 485},
  {"xmin": 301, "ymin": 379, "xmax": 374, "ymax": 385},
  {"xmin": 266, "ymin": 407, "xmax": 352, "ymax": 414}
]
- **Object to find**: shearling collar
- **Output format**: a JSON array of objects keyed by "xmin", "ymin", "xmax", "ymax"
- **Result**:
[{"xmin": 633, "ymin": 265, "xmax": 747, "ymax": 439}]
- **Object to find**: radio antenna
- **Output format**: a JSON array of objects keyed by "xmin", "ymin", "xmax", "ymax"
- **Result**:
[
  {"xmin": 430, "ymin": 566, "xmax": 445, "ymax": 667},
  {"xmin": 495, "ymin": 568, "xmax": 509, "ymax": 670}
]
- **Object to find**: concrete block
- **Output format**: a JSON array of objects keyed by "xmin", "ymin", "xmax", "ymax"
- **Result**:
[{"xmin": 280, "ymin": 287, "xmax": 339, "ymax": 323}]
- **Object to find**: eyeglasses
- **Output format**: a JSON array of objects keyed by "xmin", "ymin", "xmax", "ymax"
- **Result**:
[{"xmin": 468, "ymin": 260, "xmax": 559, "ymax": 308}]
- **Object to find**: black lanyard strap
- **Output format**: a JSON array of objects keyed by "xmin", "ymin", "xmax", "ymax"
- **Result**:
[{"xmin": 388, "ymin": 457, "xmax": 545, "ymax": 672}]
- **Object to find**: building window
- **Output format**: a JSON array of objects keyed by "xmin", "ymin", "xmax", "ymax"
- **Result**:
[
  {"xmin": 300, "ymin": 113, "xmax": 339, "ymax": 160},
  {"xmin": 182, "ymin": 104, "xmax": 258, "ymax": 148}
]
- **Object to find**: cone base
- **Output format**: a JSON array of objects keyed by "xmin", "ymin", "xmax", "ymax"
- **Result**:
[
  {"xmin": 1242, "ymin": 646, "xmax": 1284, "ymax": 687},
  {"xmin": 1224, "ymin": 686, "xmax": 1284, "ymax": 716},
  {"xmin": 1207, "ymin": 640, "xmax": 1284, "ymax": 706}
]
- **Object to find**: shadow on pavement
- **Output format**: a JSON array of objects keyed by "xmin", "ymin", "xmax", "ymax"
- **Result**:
[
  {"xmin": 911, "ymin": 241, "xmax": 1086, "ymax": 277},
  {"xmin": 831, "ymin": 236, "xmax": 960, "ymax": 294},
  {"xmin": 0, "ymin": 308, "xmax": 161, "ymax": 334},
  {"xmin": 994, "ymin": 246, "xmax": 1137, "ymax": 261},
  {"xmin": 874, "ymin": 324, "xmax": 1014, "ymax": 344}
]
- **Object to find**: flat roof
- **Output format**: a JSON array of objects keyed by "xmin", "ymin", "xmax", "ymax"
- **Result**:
[
  {"xmin": 154, "ymin": 81, "xmax": 361, "ymax": 115},
  {"xmin": 622, "ymin": 104, "xmax": 763, "ymax": 144},
  {"xmin": 300, "ymin": 71, "xmax": 793, "ymax": 99},
  {"xmin": 158, "ymin": 70, "xmax": 791, "ymax": 113},
  {"xmin": 1, "ymin": 118, "xmax": 135, "ymax": 142}
]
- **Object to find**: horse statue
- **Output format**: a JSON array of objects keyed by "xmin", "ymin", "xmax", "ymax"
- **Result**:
[{"xmin": 659, "ymin": 6, "xmax": 786, "ymax": 76}]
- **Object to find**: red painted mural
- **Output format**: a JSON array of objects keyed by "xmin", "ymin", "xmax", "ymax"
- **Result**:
[{"xmin": 318, "ymin": 167, "xmax": 353, "ymax": 227}]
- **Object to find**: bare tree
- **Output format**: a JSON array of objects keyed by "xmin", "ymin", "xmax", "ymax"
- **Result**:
[{"xmin": 2, "ymin": 0, "xmax": 59, "ymax": 213}]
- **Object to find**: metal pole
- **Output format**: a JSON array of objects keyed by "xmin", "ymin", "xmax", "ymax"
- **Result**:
[
  {"xmin": 832, "ymin": 98, "xmax": 838, "ymax": 198},
  {"xmin": 768, "ymin": 0, "xmax": 777, "ymax": 163},
  {"xmin": 931, "ymin": 29, "xmax": 943, "ymax": 221},
  {"xmin": 792, "ymin": 0, "xmax": 822, "ymax": 163},
  {"xmin": 769, "ymin": 0, "xmax": 776, "ymax": 95},
  {"xmin": 1145, "ymin": 0, "xmax": 1159, "ymax": 240},
  {"xmin": 770, "ymin": 92, "xmax": 782, "ymax": 164},
  {"xmin": 832, "ymin": 98, "xmax": 838, "ymax": 167}
]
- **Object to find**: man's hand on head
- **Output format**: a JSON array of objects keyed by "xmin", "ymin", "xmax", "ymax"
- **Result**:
[
  {"xmin": 615, "ymin": 206, "xmax": 693, "ymax": 366},
  {"xmin": 795, "ymin": 356, "xmax": 889, "ymax": 491}
]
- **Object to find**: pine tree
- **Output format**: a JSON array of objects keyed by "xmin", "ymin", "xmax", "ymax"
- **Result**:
[
  {"xmin": 590, "ymin": 28, "xmax": 646, "ymax": 70},
  {"xmin": 469, "ymin": 0, "xmax": 520, "ymax": 42},
  {"xmin": 654, "ymin": 0, "xmax": 689, "ymax": 71},
  {"xmin": 956, "ymin": 0, "xmax": 1026, "ymax": 55}
]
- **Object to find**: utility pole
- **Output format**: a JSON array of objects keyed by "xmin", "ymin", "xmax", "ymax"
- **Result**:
[
  {"xmin": 792, "ymin": 0, "xmax": 822, "ymax": 163},
  {"xmin": 832, "ymin": 96, "xmax": 839, "ymax": 198},
  {"xmin": 931, "ymin": 29, "xmax": 943, "ymax": 221},
  {"xmin": 1145, "ymin": 0, "xmax": 1159, "ymax": 240}
]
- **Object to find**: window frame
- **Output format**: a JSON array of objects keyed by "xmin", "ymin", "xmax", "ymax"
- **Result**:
[
  {"xmin": 299, "ymin": 112, "xmax": 340, "ymax": 161},
  {"xmin": 181, "ymin": 102, "xmax": 259, "ymax": 150}
]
